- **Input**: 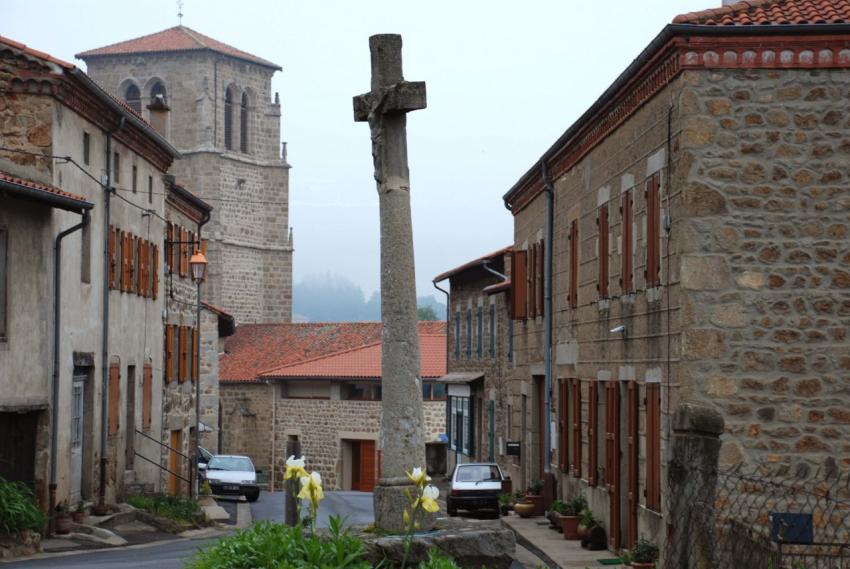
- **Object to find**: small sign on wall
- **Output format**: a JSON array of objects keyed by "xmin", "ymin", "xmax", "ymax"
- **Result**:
[{"xmin": 506, "ymin": 441, "xmax": 521, "ymax": 456}]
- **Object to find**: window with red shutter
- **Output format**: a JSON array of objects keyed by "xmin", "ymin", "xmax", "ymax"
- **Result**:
[
  {"xmin": 178, "ymin": 326, "xmax": 188, "ymax": 382},
  {"xmin": 598, "ymin": 205, "xmax": 609, "ymax": 299},
  {"xmin": 537, "ymin": 240, "xmax": 544, "ymax": 317},
  {"xmin": 621, "ymin": 190, "xmax": 634, "ymax": 293},
  {"xmin": 172, "ymin": 226, "xmax": 181, "ymax": 275},
  {"xmin": 645, "ymin": 383, "xmax": 661, "ymax": 511},
  {"xmin": 113, "ymin": 227, "xmax": 121, "ymax": 290},
  {"xmin": 511, "ymin": 250, "xmax": 528, "ymax": 320},
  {"xmin": 559, "ymin": 378, "xmax": 568, "ymax": 472},
  {"xmin": 165, "ymin": 325, "xmax": 175, "ymax": 384},
  {"xmin": 572, "ymin": 379, "xmax": 581, "ymax": 478},
  {"xmin": 528, "ymin": 243, "xmax": 536, "ymax": 318},
  {"xmin": 137, "ymin": 238, "xmax": 145, "ymax": 297},
  {"xmin": 152, "ymin": 244, "xmax": 159, "ymax": 299},
  {"xmin": 142, "ymin": 363, "xmax": 152, "ymax": 430},
  {"xmin": 588, "ymin": 380, "xmax": 599, "ymax": 486},
  {"xmin": 569, "ymin": 220, "xmax": 578, "ymax": 309},
  {"xmin": 108, "ymin": 225, "xmax": 116, "ymax": 289},
  {"xmin": 645, "ymin": 173, "xmax": 661, "ymax": 288},
  {"xmin": 108, "ymin": 363, "xmax": 120, "ymax": 436},
  {"xmin": 165, "ymin": 223, "xmax": 173, "ymax": 274},
  {"xmin": 181, "ymin": 228, "xmax": 190, "ymax": 277}
]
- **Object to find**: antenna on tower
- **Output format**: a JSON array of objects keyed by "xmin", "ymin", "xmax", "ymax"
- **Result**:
[{"xmin": 177, "ymin": 0, "xmax": 184, "ymax": 25}]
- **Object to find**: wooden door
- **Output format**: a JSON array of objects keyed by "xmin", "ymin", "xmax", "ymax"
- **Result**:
[
  {"xmin": 605, "ymin": 382, "xmax": 621, "ymax": 548},
  {"xmin": 360, "ymin": 440, "xmax": 376, "ymax": 492},
  {"xmin": 168, "ymin": 430, "xmax": 182, "ymax": 496},
  {"xmin": 350, "ymin": 442, "xmax": 362, "ymax": 491},
  {"xmin": 626, "ymin": 382, "xmax": 639, "ymax": 548},
  {"xmin": 71, "ymin": 379, "xmax": 85, "ymax": 502}
]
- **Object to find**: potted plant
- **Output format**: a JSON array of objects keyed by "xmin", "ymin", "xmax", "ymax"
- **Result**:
[
  {"xmin": 70, "ymin": 501, "xmax": 86, "ymax": 524},
  {"xmin": 525, "ymin": 480, "xmax": 545, "ymax": 517},
  {"xmin": 548, "ymin": 499, "xmax": 567, "ymax": 530},
  {"xmin": 498, "ymin": 492, "xmax": 513, "ymax": 516},
  {"xmin": 513, "ymin": 499, "xmax": 536, "ymax": 518},
  {"xmin": 577, "ymin": 508, "xmax": 595, "ymax": 539},
  {"xmin": 628, "ymin": 537, "xmax": 660, "ymax": 568},
  {"xmin": 54, "ymin": 501, "xmax": 72, "ymax": 534},
  {"xmin": 560, "ymin": 495, "xmax": 587, "ymax": 540}
]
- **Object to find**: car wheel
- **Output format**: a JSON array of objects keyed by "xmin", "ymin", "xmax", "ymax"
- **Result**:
[
  {"xmin": 246, "ymin": 490, "xmax": 260, "ymax": 502},
  {"xmin": 446, "ymin": 498, "xmax": 457, "ymax": 516}
]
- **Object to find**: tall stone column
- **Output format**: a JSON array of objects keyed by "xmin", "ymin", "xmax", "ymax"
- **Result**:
[{"xmin": 353, "ymin": 34, "xmax": 429, "ymax": 532}]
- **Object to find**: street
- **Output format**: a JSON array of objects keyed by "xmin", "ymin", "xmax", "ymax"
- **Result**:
[{"xmin": 2, "ymin": 491, "xmax": 375, "ymax": 569}]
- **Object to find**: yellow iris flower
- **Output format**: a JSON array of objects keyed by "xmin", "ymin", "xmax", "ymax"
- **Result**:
[
  {"xmin": 415, "ymin": 484, "xmax": 440, "ymax": 513},
  {"xmin": 406, "ymin": 467, "xmax": 431, "ymax": 488},
  {"xmin": 298, "ymin": 471, "xmax": 324, "ymax": 508},
  {"xmin": 284, "ymin": 455, "xmax": 308, "ymax": 481}
]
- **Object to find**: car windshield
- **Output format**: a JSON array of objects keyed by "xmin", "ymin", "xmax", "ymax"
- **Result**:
[
  {"xmin": 457, "ymin": 465, "xmax": 500, "ymax": 482},
  {"xmin": 207, "ymin": 457, "xmax": 253, "ymax": 472}
]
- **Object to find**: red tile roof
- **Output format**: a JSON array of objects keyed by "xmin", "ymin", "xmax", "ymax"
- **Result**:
[
  {"xmin": 261, "ymin": 333, "xmax": 445, "ymax": 379},
  {"xmin": 221, "ymin": 321, "xmax": 446, "ymax": 383},
  {"xmin": 674, "ymin": 0, "xmax": 850, "ymax": 25},
  {"xmin": 76, "ymin": 26, "xmax": 281, "ymax": 70},
  {"xmin": 0, "ymin": 170, "xmax": 93, "ymax": 211},
  {"xmin": 433, "ymin": 246, "xmax": 513, "ymax": 283},
  {"xmin": 0, "ymin": 35, "xmax": 74, "ymax": 69}
]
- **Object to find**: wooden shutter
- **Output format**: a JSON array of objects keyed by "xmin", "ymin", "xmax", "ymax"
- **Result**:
[
  {"xmin": 193, "ymin": 327, "xmax": 200, "ymax": 383},
  {"xmin": 569, "ymin": 220, "xmax": 578, "ymax": 308},
  {"xmin": 119, "ymin": 231, "xmax": 126, "ymax": 292},
  {"xmin": 572, "ymin": 379, "xmax": 581, "ymax": 478},
  {"xmin": 180, "ymin": 228, "xmax": 189, "ymax": 277},
  {"xmin": 511, "ymin": 250, "xmax": 527, "ymax": 320},
  {"xmin": 130, "ymin": 235, "xmax": 138, "ymax": 294},
  {"xmin": 108, "ymin": 363, "xmax": 120, "ymax": 436},
  {"xmin": 165, "ymin": 325, "xmax": 175, "ymax": 384},
  {"xmin": 645, "ymin": 173, "xmax": 661, "ymax": 288},
  {"xmin": 645, "ymin": 383, "xmax": 661, "ymax": 511},
  {"xmin": 137, "ymin": 238, "xmax": 145, "ymax": 297},
  {"xmin": 142, "ymin": 363, "xmax": 152, "ymax": 430},
  {"xmin": 165, "ymin": 223, "xmax": 173, "ymax": 274},
  {"xmin": 537, "ymin": 240, "xmax": 545, "ymax": 317},
  {"xmin": 621, "ymin": 191, "xmax": 633, "ymax": 293},
  {"xmin": 113, "ymin": 227, "xmax": 121, "ymax": 289},
  {"xmin": 108, "ymin": 225, "xmax": 116, "ymax": 289},
  {"xmin": 605, "ymin": 381, "xmax": 621, "ymax": 548},
  {"xmin": 588, "ymin": 381, "xmax": 598, "ymax": 486},
  {"xmin": 598, "ymin": 205, "xmax": 609, "ymax": 299},
  {"xmin": 178, "ymin": 326, "xmax": 188, "ymax": 383},
  {"xmin": 558, "ymin": 378, "xmax": 568, "ymax": 472},
  {"xmin": 627, "ymin": 381, "xmax": 639, "ymax": 549},
  {"xmin": 152, "ymin": 244, "xmax": 159, "ymax": 299},
  {"xmin": 528, "ymin": 244, "xmax": 536, "ymax": 317},
  {"xmin": 172, "ymin": 225, "xmax": 181, "ymax": 275}
]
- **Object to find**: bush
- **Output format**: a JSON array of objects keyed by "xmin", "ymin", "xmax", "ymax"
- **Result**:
[
  {"xmin": 417, "ymin": 549, "xmax": 462, "ymax": 569},
  {"xmin": 127, "ymin": 494, "xmax": 201, "ymax": 523},
  {"xmin": 632, "ymin": 536, "xmax": 660, "ymax": 563},
  {"xmin": 0, "ymin": 477, "xmax": 45, "ymax": 535}
]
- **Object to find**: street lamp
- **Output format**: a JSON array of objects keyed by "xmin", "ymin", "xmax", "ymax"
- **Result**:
[
  {"xmin": 189, "ymin": 248, "xmax": 207, "ymax": 499},
  {"xmin": 190, "ymin": 249, "xmax": 207, "ymax": 283}
]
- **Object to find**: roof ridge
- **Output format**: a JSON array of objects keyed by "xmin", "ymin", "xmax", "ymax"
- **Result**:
[
  {"xmin": 76, "ymin": 26, "xmax": 183, "ymax": 58},
  {"xmin": 672, "ymin": 0, "xmax": 849, "ymax": 25},
  {"xmin": 259, "ymin": 340, "xmax": 383, "ymax": 377},
  {"xmin": 179, "ymin": 26, "xmax": 210, "ymax": 50}
]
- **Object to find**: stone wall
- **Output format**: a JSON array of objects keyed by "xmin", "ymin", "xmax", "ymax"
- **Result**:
[{"xmin": 677, "ymin": 68, "xmax": 850, "ymax": 474}]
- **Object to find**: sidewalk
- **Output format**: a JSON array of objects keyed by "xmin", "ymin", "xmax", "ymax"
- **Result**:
[{"xmin": 501, "ymin": 514, "xmax": 625, "ymax": 569}]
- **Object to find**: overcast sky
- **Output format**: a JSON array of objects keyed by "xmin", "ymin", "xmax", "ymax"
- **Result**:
[{"xmin": 4, "ymin": 0, "xmax": 708, "ymax": 297}]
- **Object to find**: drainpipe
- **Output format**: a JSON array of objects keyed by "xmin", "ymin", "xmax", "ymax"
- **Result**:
[
  {"xmin": 192, "ymin": 210, "xmax": 211, "ymax": 498},
  {"xmin": 541, "ymin": 162, "xmax": 555, "ymax": 477},
  {"xmin": 49, "ymin": 211, "xmax": 90, "ymax": 535},
  {"xmin": 432, "ymin": 280, "xmax": 449, "ymax": 371},
  {"xmin": 481, "ymin": 261, "xmax": 507, "ymax": 282},
  {"xmin": 96, "ymin": 118, "xmax": 123, "ymax": 515},
  {"xmin": 431, "ymin": 280, "xmax": 451, "ymax": 466}
]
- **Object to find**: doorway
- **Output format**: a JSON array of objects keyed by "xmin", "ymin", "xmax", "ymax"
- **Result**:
[
  {"xmin": 125, "ymin": 365, "xmax": 136, "ymax": 470},
  {"xmin": 349, "ymin": 440, "xmax": 376, "ymax": 492},
  {"xmin": 168, "ymin": 429, "xmax": 183, "ymax": 495},
  {"xmin": 0, "ymin": 411, "xmax": 39, "ymax": 489},
  {"xmin": 71, "ymin": 371, "xmax": 86, "ymax": 502}
]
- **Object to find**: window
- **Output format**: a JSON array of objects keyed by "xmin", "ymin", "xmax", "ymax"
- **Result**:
[
  {"xmin": 150, "ymin": 82, "xmax": 167, "ymax": 106},
  {"xmin": 142, "ymin": 363, "xmax": 152, "ymax": 430},
  {"xmin": 476, "ymin": 306, "xmax": 483, "ymax": 359},
  {"xmin": 598, "ymin": 204, "xmax": 609, "ymax": 299},
  {"xmin": 148, "ymin": 176, "xmax": 153, "ymax": 204},
  {"xmin": 569, "ymin": 220, "xmax": 578, "ymax": 308},
  {"xmin": 507, "ymin": 319, "xmax": 513, "ymax": 362},
  {"xmin": 621, "ymin": 190, "xmax": 634, "ymax": 293},
  {"xmin": 113, "ymin": 152, "xmax": 120, "ymax": 184},
  {"xmin": 448, "ymin": 396, "xmax": 473, "ymax": 456},
  {"xmin": 83, "ymin": 132, "xmax": 90, "ymax": 165},
  {"xmin": 131, "ymin": 165, "xmax": 137, "ymax": 193},
  {"xmin": 224, "ymin": 87, "xmax": 234, "ymax": 150},
  {"xmin": 488, "ymin": 303, "xmax": 495, "ymax": 359},
  {"xmin": 240, "ymin": 92, "xmax": 249, "ymax": 153},
  {"xmin": 511, "ymin": 249, "xmax": 527, "ymax": 319},
  {"xmin": 536, "ymin": 240, "xmax": 544, "ymax": 317},
  {"xmin": 572, "ymin": 379, "xmax": 581, "ymax": 478},
  {"xmin": 81, "ymin": 222, "xmax": 91, "ymax": 284},
  {"xmin": 343, "ymin": 382, "xmax": 381, "ymax": 400},
  {"xmin": 178, "ymin": 326, "xmax": 188, "ymax": 383},
  {"xmin": 454, "ymin": 312, "xmax": 460, "ymax": 359},
  {"xmin": 422, "ymin": 381, "xmax": 446, "ymax": 401},
  {"xmin": 124, "ymin": 84, "xmax": 141, "ymax": 114},
  {"xmin": 588, "ymin": 381, "xmax": 599, "ymax": 486},
  {"xmin": 165, "ymin": 223, "xmax": 173, "ymax": 274},
  {"xmin": 108, "ymin": 363, "xmax": 120, "ymax": 436},
  {"xmin": 466, "ymin": 309, "xmax": 472, "ymax": 359},
  {"xmin": 0, "ymin": 228, "xmax": 6, "ymax": 341},
  {"xmin": 165, "ymin": 325, "xmax": 174, "ymax": 384},
  {"xmin": 646, "ymin": 383, "xmax": 661, "ymax": 511},
  {"xmin": 559, "ymin": 379, "xmax": 568, "ymax": 472},
  {"xmin": 645, "ymin": 173, "xmax": 661, "ymax": 288},
  {"xmin": 528, "ymin": 243, "xmax": 536, "ymax": 317}
]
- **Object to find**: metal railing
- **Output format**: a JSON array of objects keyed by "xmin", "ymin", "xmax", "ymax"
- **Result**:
[{"xmin": 134, "ymin": 428, "xmax": 191, "ymax": 484}]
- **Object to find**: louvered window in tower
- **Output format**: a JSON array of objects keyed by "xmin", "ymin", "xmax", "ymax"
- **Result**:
[
  {"xmin": 240, "ymin": 92, "xmax": 249, "ymax": 153},
  {"xmin": 224, "ymin": 88, "xmax": 234, "ymax": 150},
  {"xmin": 124, "ymin": 84, "xmax": 141, "ymax": 114}
]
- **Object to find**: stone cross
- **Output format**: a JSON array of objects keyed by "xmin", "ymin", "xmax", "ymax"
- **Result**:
[{"xmin": 353, "ymin": 34, "xmax": 429, "ymax": 532}]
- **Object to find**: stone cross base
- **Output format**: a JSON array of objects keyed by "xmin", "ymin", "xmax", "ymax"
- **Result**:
[{"xmin": 373, "ymin": 477, "xmax": 437, "ymax": 533}]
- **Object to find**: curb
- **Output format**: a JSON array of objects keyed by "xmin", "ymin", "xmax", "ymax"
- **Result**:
[{"xmin": 501, "ymin": 518, "xmax": 562, "ymax": 569}]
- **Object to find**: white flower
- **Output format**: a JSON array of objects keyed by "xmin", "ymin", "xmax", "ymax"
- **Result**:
[
  {"xmin": 286, "ymin": 455, "xmax": 306, "ymax": 468},
  {"xmin": 407, "ymin": 467, "xmax": 431, "ymax": 486},
  {"xmin": 423, "ymin": 485, "xmax": 439, "ymax": 500}
]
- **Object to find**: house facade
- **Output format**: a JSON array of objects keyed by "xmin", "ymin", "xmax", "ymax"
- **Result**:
[
  {"xmin": 219, "ymin": 321, "xmax": 447, "ymax": 490},
  {"xmin": 503, "ymin": 0, "xmax": 850, "ymax": 554},
  {"xmin": 0, "ymin": 36, "xmax": 179, "ymax": 508}
]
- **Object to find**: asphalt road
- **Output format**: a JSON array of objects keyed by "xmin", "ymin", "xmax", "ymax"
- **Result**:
[{"xmin": 1, "ymin": 491, "xmax": 374, "ymax": 569}]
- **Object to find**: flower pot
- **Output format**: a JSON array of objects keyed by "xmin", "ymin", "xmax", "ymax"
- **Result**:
[
  {"xmin": 525, "ymin": 494, "xmax": 545, "ymax": 517},
  {"xmin": 71, "ymin": 511, "xmax": 86, "ymax": 524},
  {"xmin": 628, "ymin": 563, "xmax": 656, "ymax": 569},
  {"xmin": 561, "ymin": 515, "xmax": 581, "ymax": 539},
  {"xmin": 55, "ymin": 515, "xmax": 72, "ymax": 535},
  {"xmin": 547, "ymin": 511, "xmax": 561, "ymax": 530},
  {"xmin": 513, "ymin": 501, "xmax": 536, "ymax": 518}
]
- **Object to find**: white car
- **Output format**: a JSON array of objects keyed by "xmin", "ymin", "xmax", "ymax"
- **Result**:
[
  {"xmin": 447, "ymin": 462, "xmax": 505, "ymax": 517},
  {"xmin": 202, "ymin": 455, "xmax": 261, "ymax": 502}
]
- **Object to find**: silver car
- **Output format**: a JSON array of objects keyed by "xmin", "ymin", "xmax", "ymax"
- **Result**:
[
  {"xmin": 202, "ymin": 455, "xmax": 261, "ymax": 502},
  {"xmin": 447, "ymin": 462, "xmax": 505, "ymax": 517}
]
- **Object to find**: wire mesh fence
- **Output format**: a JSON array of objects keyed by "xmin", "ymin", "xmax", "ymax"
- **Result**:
[{"xmin": 665, "ymin": 462, "xmax": 850, "ymax": 569}]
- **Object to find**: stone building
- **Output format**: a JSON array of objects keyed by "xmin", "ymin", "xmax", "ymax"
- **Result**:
[
  {"xmin": 432, "ymin": 248, "xmax": 515, "ymax": 479},
  {"xmin": 501, "ymin": 0, "xmax": 850, "ymax": 554},
  {"xmin": 219, "ymin": 321, "xmax": 447, "ymax": 490},
  {"xmin": 77, "ymin": 26, "xmax": 293, "ymax": 325},
  {"xmin": 0, "ymin": 36, "xmax": 179, "ymax": 508}
]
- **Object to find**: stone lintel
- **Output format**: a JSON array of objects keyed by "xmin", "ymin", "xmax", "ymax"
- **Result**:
[
  {"xmin": 672, "ymin": 403, "xmax": 724, "ymax": 436},
  {"xmin": 353, "ymin": 82, "xmax": 427, "ymax": 122}
]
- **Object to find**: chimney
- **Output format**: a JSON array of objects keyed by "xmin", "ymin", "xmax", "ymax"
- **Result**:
[{"xmin": 147, "ymin": 94, "xmax": 170, "ymax": 138}]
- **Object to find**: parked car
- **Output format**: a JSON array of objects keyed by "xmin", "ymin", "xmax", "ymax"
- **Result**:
[
  {"xmin": 201, "ymin": 454, "xmax": 261, "ymax": 502},
  {"xmin": 198, "ymin": 446, "xmax": 213, "ymax": 467},
  {"xmin": 447, "ymin": 462, "xmax": 505, "ymax": 517}
]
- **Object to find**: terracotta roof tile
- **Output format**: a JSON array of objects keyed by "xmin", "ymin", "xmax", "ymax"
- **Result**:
[
  {"xmin": 0, "ymin": 170, "xmax": 92, "ymax": 211},
  {"xmin": 76, "ymin": 26, "xmax": 281, "ymax": 70},
  {"xmin": 0, "ymin": 35, "xmax": 74, "ymax": 69},
  {"xmin": 673, "ymin": 0, "xmax": 850, "ymax": 26},
  {"xmin": 221, "ymin": 321, "xmax": 446, "ymax": 383},
  {"xmin": 433, "ymin": 246, "xmax": 513, "ymax": 283}
]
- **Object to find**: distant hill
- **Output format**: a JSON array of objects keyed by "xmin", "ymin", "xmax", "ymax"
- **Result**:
[{"xmin": 293, "ymin": 273, "xmax": 446, "ymax": 322}]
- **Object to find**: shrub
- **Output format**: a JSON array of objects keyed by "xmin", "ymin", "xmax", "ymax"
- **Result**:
[
  {"xmin": 417, "ymin": 549, "xmax": 462, "ymax": 569},
  {"xmin": 564, "ymin": 495, "xmax": 588, "ymax": 516},
  {"xmin": 127, "ymin": 494, "xmax": 201, "ymax": 523},
  {"xmin": 632, "ymin": 536, "xmax": 660, "ymax": 563},
  {"xmin": 579, "ymin": 508, "xmax": 595, "ymax": 528},
  {"xmin": 0, "ymin": 477, "xmax": 45, "ymax": 535},
  {"xmin": 527, "ymin": 480, "xmax": 544, "ymax": 495},
  {"xmin": 551, "ymin": 500, "xmax": 567, "ymax": 515}
]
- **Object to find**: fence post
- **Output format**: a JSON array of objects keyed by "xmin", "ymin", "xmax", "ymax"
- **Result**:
[
  {"xmin": 666, "ymin": 404, "xmax": 724, "ymax": 569},
  {"xmin": 284, "ymin": 440, "xmax": 302, "ymax": 526}
]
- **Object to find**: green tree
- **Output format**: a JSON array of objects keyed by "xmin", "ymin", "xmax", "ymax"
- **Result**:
[{"xmin": 417, "ymin": 306, "xmax": 439, "ymax": 321}]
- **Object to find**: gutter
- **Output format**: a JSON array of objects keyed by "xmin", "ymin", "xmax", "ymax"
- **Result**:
[
  {"xmin": 0, "ymin": 180, "xmax": 93, "ymax": 213},
  {"xmin": 432, "ymin": 280, "xmax": 450, "ymax": 375},
  {"xmin": 49, "ymin": 209, "xmax": 91, "ymax": 535},
  {"xmin": 502, "ymin": 22, "xmax": 850, "ymax": 208}
]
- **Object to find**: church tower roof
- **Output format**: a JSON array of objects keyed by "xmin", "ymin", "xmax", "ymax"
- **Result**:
[{"xmin": 76, "ymin": 25, "xmax": 281, "ymax": 70}]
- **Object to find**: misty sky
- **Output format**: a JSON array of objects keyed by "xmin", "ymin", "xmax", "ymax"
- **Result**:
[{"xmin": 4, "ymin": 0, "xmax": 708, "ymax": 297}]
